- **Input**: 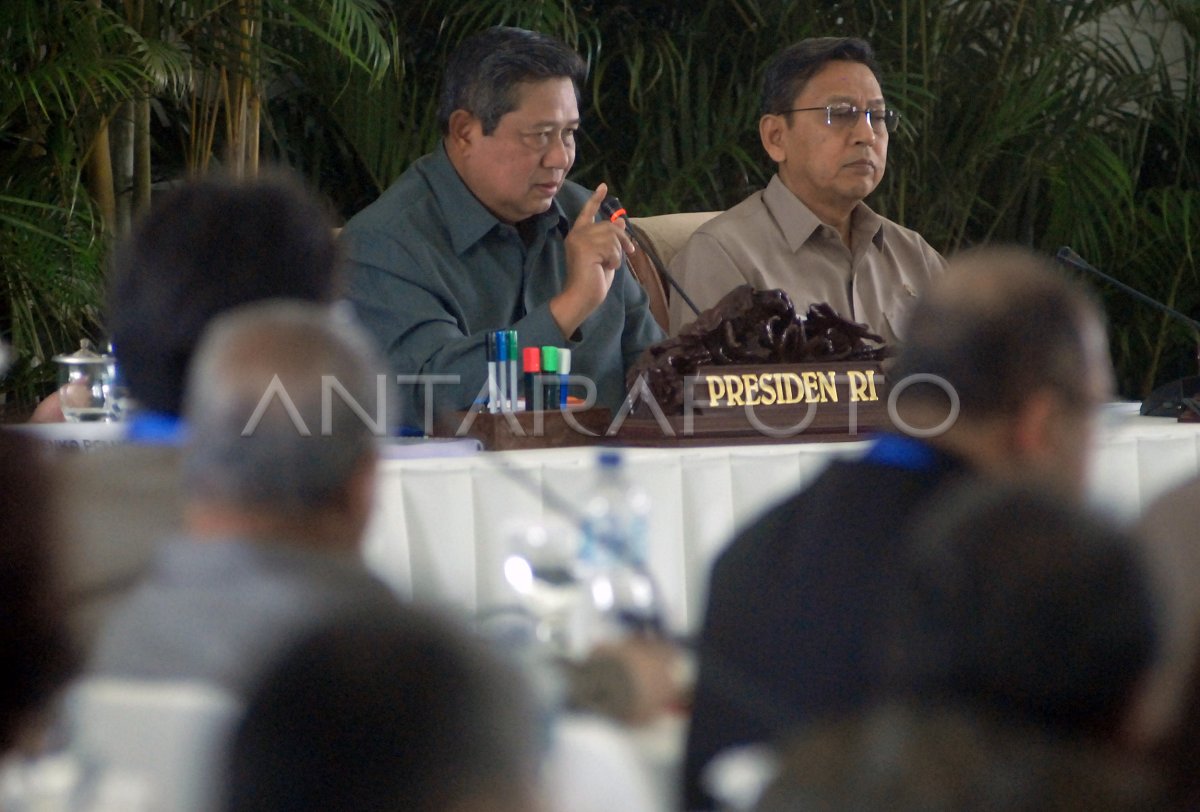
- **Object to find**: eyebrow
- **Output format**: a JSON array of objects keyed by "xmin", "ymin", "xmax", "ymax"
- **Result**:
[
  {"xmin": 524, "ymin": 118, "xmax": 581, "ymax": 129},
  {"xmin": 824, "ymin": 95, "xmax": 887, "ymax": 106}
]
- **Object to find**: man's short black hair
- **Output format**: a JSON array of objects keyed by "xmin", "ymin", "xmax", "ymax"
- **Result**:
[
  {"xmin": 437, "ymin": 26, "xmax": 587, "ymax": 136},
  {"xmin": 226, "ymin": 610, "xmax": 541, "ymax": 812},
  {"xmin": 107, "ymin": 171, "xmax": 340, "ymax": 417},
  {"xmin": 887, "ymin": 483, "xmax": 1157, "ymax": 740},
  {"xmin": 761, "ymin": 37, "xmax": 882, "ymax": 117}
]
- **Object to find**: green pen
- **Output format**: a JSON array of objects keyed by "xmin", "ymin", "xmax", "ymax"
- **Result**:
[{"xmin": 541, "ymin": 346, "xmax": 559, "ymax": 410}]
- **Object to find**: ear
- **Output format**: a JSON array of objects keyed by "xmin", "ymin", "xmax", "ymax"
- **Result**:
[
  {"xmin": 330, "ymin": 447, "xmax": 378, "ymax": 551},
  {"xmin": 446, "ymin": 109, "xmax": 481, "ymax": 156},
  {"xmin": 759, "ymin": 113, "xmax": 788, "ymax": 164},
  {"xmin": 347, "ymin": 447, "xmax": 378, "ymax": 520},
  {"xmin": 1010, "ymin": 389, "xmax": 1060, "ymax": 460}
]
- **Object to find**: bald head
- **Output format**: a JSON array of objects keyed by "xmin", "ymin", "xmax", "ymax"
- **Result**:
[
  {"xmin": 890, "ymin": 246, "xmax": 1112, "ymax": 496},
  {"xmin": 893, "ymin": 245, "xmax": 1111, "ymax": 418},
  {"xmin": 182, "ymin": 301, "xmax": 388, "ymax": 526}
]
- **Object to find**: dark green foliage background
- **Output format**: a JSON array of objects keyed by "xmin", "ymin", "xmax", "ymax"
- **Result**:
[{"xmin": 3, "ymin": 0, "xmax": 1198, "ymax": 409}]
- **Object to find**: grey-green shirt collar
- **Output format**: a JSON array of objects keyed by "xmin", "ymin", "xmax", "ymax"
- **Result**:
[{"xmin": 429, "ymin": 141, "xmax": 569, "ymax": 256}]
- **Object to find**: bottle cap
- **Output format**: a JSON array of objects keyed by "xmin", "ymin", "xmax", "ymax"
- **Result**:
[{"xmin": 598, "ymin": 450, "xmax": 622, "ymax": 468}]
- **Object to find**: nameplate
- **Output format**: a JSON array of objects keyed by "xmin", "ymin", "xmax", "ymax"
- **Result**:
[
  {"xmin": 693, "ymin": 363, "xmax": 882, "ymax": 410},
  {"xmin": 613, "ymin": 361, "xmax": 891, "ymax": 446}
]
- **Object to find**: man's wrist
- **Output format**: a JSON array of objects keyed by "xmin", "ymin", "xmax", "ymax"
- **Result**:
[{"xmin": 549, "ymin": 289, "xmax": 590, "ymax": 338}]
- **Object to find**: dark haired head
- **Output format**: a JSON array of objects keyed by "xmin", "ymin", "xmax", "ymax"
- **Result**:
[
  {"xmin": 107, "ymin": 170, "xmax": 340, "ymax": 417},
  {"xmin": 226, "ymin": 611, "xmax": 541, "ymax": 812},
  {"xmin": 437, "ymin": 26, "xmax": 587, "ymax": 135},
  {"xmin": 887, "ymin": 484, "xmax": 1156, "ymax": 740},
  {"xmin": 0, "ymin": 430, "xmax": 76, "ymax": 752},
  {"xmin": 761, "ymin": 37, "xmax": 881, "ymax": 117}
]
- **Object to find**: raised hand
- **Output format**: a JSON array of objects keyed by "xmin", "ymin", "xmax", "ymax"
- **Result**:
[{"xmin": 550, "ymin": 183, "xmax": 637, "ymax": 338}]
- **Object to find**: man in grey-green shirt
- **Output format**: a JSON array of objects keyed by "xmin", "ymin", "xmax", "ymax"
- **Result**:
[{"xmin": 342, "ymin": 27, "xmax": 663, "ymax": 431}]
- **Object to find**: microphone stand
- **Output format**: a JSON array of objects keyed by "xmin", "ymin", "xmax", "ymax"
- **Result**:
[
  {"xmin": 1056, "ymin": 247, "xmax": 1200, "ymax": 418},
  {"xmin": 601, "ymin": 197, "xmax": 702, "ymax": 317}
]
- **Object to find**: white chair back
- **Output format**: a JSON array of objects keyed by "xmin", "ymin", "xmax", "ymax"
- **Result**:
[{"xmin": 66, "ymin": 678, "xmax": 242, "ymax": 812}]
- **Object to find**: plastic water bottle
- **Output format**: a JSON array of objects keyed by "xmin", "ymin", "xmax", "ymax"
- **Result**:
[{"xmin": 578, "ymin": 451, "xmax": 661, "ymax": 640}]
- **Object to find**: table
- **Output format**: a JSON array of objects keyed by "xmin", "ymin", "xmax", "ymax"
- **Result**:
[{"xmin": 361, "ymin": 406, "xmax": 1200, "ymax": 635}]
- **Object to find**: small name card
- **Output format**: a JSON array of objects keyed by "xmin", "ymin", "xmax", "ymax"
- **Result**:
[{"xmin": 697, "ymin": 365, "xmax": 882, "ymax": 409}]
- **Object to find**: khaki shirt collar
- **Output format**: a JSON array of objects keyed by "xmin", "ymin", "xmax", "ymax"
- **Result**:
[{"xmin": 763, "ymin": 173, "xmax": 886, "ymax": 254}]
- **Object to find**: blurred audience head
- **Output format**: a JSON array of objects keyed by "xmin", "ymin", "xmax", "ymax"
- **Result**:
[
  {"xmin": 225, "ymin": 611, "xmax": 544, "ymax": 812},
  {"xmin": 888, "ymin": 483, "xmax": 1155, "ymax": 741},
  {"xmin": 107, "ymin": 171, "xmax": 340, "ymax": 418},
  {"xmin": 182, "ymin": 300, "xmax": 386, "ymax": 548},
  {"xmin": 1156, "ymin": 632, "xmax": 1200, "ymax": 808},
  {"xmin": 0, "ymin": 430, "xmax": 75, "ymax": 751},
  {"xmin": 749, "ymin": 484, "xmax": 1159, "ymax": 810},
  {"xmin": 754, "ymin": 703, "xmax": 1156, "ymax": 812},
  {"xmin": 889, "ymin": 245, "xmax": 1112, "ymax": 496},
  {"xmin": 1131, "ymin": 475, "xmax": 1200, "ymax": 807}
]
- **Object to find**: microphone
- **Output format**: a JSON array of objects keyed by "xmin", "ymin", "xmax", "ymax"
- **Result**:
[
  {"xmin": 600, "ymin": 195, "xmax": 702, "ymax": 317},
  {"xmin": 1056, "ymin": 246, "xmax": 1200, "ymax": 418}
]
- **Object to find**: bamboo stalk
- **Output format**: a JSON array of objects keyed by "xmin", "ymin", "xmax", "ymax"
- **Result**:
[
  {"xmin": 83, "ymin": 0, "xmax": 116, "ymax": 234},
  {"xmin": 133, "ymin": 96, "xmax": 151, "ymax": 214},
  {"xmin": 248, "ymin": 94, "xmax": 260, "ymax": 177},
  {"xmin": 133, "ymin": 0, "xmax": 154, "ymax": 212},
  {"xmin": 85, "ymin": 118, "xmax": 117, "ymax": 234}
]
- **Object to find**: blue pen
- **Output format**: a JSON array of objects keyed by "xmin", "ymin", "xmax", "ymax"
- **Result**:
[
  {"xmin": 506, "ymin": 329, "xmax": 519, "ymax": 411},
  {"xmin": 486, "ymin": 331, "xmax": 499, "ymax": 414},
  {"xmin": 496, "ymin": 330, "xmax": 509, "ymax": 413},
  {"xmin": 558, "ymin": 348, "xmax": 571, "ymax": 408}
]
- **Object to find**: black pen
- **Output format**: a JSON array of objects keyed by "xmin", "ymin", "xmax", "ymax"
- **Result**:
[
  {"xmin": 523, "ymin": 347, "xmax": 541, "ymax": 411},
  {"xmin": 486, "ymin": 331, "xmax": 499, "ymax": 414},
  {"xmin": 541, "ymin": 346, "xmax": 559, "ymax": 410}
]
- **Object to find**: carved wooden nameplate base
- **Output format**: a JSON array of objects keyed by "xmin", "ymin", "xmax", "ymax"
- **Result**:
[{"xmin": 611, "ymin": 361, "xmax": 893, "ymax": 446}]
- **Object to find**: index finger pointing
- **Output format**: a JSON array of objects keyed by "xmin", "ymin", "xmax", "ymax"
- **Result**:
[{"xmin": 573, "ymin": 182, "xmax": 608, "ymax": 230}]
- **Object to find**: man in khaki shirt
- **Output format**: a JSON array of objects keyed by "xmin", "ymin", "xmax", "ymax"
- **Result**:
[{"xmin": 668, "ymin": 37, "xmax": 945, "ymax": 340}]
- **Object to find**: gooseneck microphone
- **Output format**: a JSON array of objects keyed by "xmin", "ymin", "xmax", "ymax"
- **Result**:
[
  {"xmin": 1056, "ymin": 247, "xmax": 1200, "ymax": 336},
  {"xmin": 600, "ymin": 196, "xmax": 702, "ymax": 317},
  {"xmin": 1056, "ymin": 246, "xmax": 1200, "ymax": 417}
]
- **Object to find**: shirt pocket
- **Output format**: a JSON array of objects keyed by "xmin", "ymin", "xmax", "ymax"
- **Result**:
[{"xmin": 881, "ymin": 282, "xmax": 920, "ymax": 341}]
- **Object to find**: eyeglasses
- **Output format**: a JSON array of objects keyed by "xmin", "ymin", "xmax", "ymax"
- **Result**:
[{"xmin": 778, "ymin": 104, "xmax": 900, "ymax": 133}]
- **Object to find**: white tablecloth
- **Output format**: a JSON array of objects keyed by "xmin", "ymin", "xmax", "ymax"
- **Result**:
[{"xmin": 362, "ymin": 408, "xmax": 1200, "ymax": 634}]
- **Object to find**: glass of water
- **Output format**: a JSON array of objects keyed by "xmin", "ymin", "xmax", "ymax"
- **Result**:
[
  {"xmin": 54, "ymin": 340, "xmax": 118, "ymax": 422},
  {"xmin": 502, "ymin": 520, "xmax": 587, "ymax": 657}
]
